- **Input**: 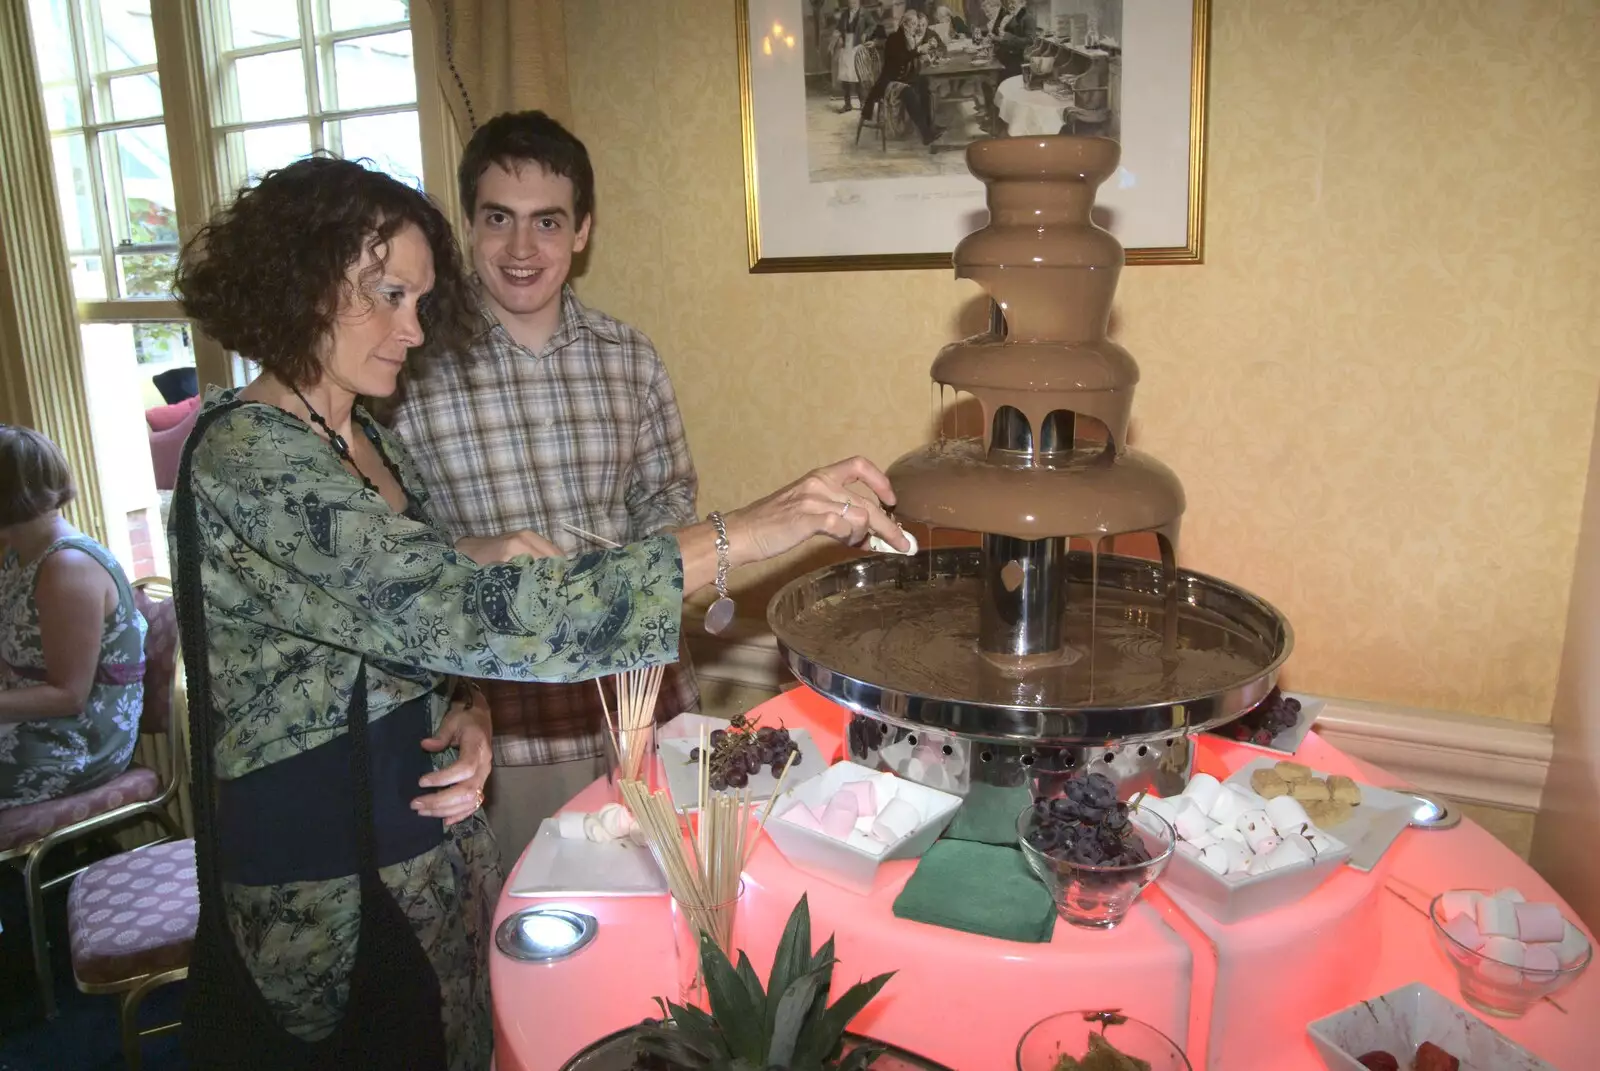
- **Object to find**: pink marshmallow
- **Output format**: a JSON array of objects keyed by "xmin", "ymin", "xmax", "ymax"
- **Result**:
[
  {"xmin": 1480, "ymin": 936, "xmax": 1526, "ymax": 986},
  {"xmin": 1441, "ymin": 913, "xmax": 1484, "ymax": 952},
  {"xmin": 780, "ymin": 804, "xmax": 824, "ymax": 832},
  {"xmin": 820, "ymin": 792, "xmax": 859, "ymax": 840},
  {"xmin": 1522, "ymin": 945, "xmax": 1561, "ymax": 975},
  {"xmin": 1475, "ymin": 896, "xmax": 1520, "ymax": 938},
  {"xmin": 1438, "ymin": 890, "xmax": 1481, "ymax": 922},
  {"xmin": 839, "ymin": 780, "xmax": 879, "ymax": 816},
  {"xmin": 1554, "ymin": 922, "xmax": 1592, "ymax": 967},
  {"xmin": 1515, "ymin": 902, "xmax": 1566, "ymax": 943}
]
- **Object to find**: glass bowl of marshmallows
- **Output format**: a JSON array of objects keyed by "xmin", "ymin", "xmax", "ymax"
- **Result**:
[{"xmin": 1429, "ymin": 887, "xmax": 1592, "ymax": 1018}]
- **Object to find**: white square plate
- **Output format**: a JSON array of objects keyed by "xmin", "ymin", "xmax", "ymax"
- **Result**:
[
  {"xmin": 1307, "ymin": 982, "xmax": 1557, "ymax": 1071},
  {"xmin": 1224, "ymin": 757, "xmax": 1416, "ymax": 872},
  {"xmin": 658, "ymin": 713, "xmax": 826, "ymax": 813},
  {"xmin": 508, "ymin": 817, "xmax": 667, "ymax": 898}
]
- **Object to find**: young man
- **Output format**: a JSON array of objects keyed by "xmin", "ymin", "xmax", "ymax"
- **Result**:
[{"xmin": 391, "ymin": 111, "xmax": 701, "ymax": 861}]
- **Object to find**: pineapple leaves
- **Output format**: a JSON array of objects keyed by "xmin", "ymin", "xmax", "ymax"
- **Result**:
[
  {"xmin": 701, "ymin": 931, "xmax": 766, "ymax": 1060},
  {"xmin": 736, "ymin": 951, "xmax": 767, "ymax": 1010},
  {"xmin": 792, "ymin": 970, "xmax": 896, "ymax": 1067},
  {"xmin": 766, "ymin": 966, "xmax": 828, "ymax": 1067},
  {"xmin": 766, "ymin": 893, "xmax": 814, "ymax": 1020}
]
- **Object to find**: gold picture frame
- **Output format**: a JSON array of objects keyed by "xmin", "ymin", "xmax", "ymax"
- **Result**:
[{"xmin": 736, "ymin": 0, "xmax": 1211, "ymax": 272}]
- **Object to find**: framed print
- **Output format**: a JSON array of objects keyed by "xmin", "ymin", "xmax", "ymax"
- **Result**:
[{"xmin": 736, "ymin": 0, "xmax": 1210, "ymax": 271}]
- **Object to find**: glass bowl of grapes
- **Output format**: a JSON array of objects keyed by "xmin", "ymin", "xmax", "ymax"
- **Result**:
[
  {"xmin": 1016, "ymin": 772, "xmax": 1176, "ymax": 930},
  {"xmin": 1016, "ymin": 1009, "xmax": 1191, "ymax": 1071}
]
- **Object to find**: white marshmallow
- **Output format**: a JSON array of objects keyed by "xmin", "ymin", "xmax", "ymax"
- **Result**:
[
  {"xmin": 597, "ymin": 803, "xmax": 634, "ymax": 839},
  {"xmin": 1174, "ymin": 808, "xmax": 1218, "ymax": 843},
  {"xmin": 1184, "ymin": 831, "xmax": 1219, "ymax": 852},
  {"xmin": 867, "ymin": 526, "xmax": 919, "ymax": 556},
  {"xmin": 556, "ymin": 811, "xmax": 588, "ymax": 840},
  {"xmin": 1493, "ymin": 887, "xmax": 1527, "ymax": 904},
  {"xmin": 839, "ymin": 779, "xmax": 879, "ymax": 817},
  {"xmin": 1261, "ymin": 835, "xmax": 1314, "ymax": 873},
  {"xmin": 820, "ymin": 792, "xmax": 860, "ymax": 840},
  {"xmin": 1181, "ymin": 773, "xmax": 1223, "ymax": 813},
  {"xmin": 780, "ymin": 803, "xmax": 824, "ymax": 832},
  {"xmin": 1265, "ymin": 796, "xmax": 1312, "ymax": 837},
  {"xmin": 1481, "ymin": 936, "xmax": 1527, "ymax": 985},
  {"xmin": 1207, "ymin": 785, "xmax": 1258, "ymax": 825},
  {"xmin": 1554, "ymin": 922, "xmax": 1592, "ymax": 968},
  {"xmin": 1211, "ymin": 822, "xmax": 1247, "ymax": 845},
  {"xmin": 1476, "ymin": 896, "xmax": 1521, "ymax": 938},
  {"xmin": 583, "ymin": 814, "xmax": 607, "ymax": 843},
  {"xmin": 1515, "ymin": 902, "xmax": 1566, "ymax": 944},
  {"xmin": 1221, "ymin": 841, "xmax": 1254, "ymax": 874},
  {"xmin": 870, "ymin": 797, "xmax": 920, "ymax": 844},
  {"xmin": 1523, "ymin": 945, "xmax": 1561, "ymax": 975},
  {"xmin": 1135, "ymin": 795, "xmax": 1179, "ymax": 825},
  {"xmin": 1236, "ymin": 810, "xmax": 1277, "ymax": 853},
  {"xmin": 1197, "ymin": 844, "xmax": 1231, "ymax": 876},
  {"xmin": 1439, "ymin": 890, "xmax": 1482, "ymax": 922}
]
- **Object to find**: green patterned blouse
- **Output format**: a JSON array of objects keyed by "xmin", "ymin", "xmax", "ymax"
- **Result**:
[{"xmin": 180, "ymin": 389, "xmax": 686, "ymax": 1067}]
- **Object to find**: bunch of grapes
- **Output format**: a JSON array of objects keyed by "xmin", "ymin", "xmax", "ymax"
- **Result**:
[
  {"xmin": 1022, "ymin": 771, "xmax": 1153, "ymax": 873},
  {"xmin": 846, "ymin": 713, "xmax": 882, "ymax": 760},
  {"xmin": 1218, "ymin": 687, "xmax": 1302, "ymax": 746},
  {"xmin": 687, "ymin": 711, "xmax": 802, "ymax": 791}
]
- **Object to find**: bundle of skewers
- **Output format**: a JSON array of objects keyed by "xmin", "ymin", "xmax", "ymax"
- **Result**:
[
  {"xmin": 597, "ymin": 663, "xmax": 664, "ymax": 784},
  {"xmin": 620, "ymin": 727, "xmax": 796, "ymax": 978}
]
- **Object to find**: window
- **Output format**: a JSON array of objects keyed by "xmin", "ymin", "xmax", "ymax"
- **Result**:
[{"xmin": 24, "ymin": 0, "xmax": 426, "ymax": 578}]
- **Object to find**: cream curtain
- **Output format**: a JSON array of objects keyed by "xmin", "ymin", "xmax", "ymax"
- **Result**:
[
  {"xmin": 0, "ymin": 1, "xmax": 107, "ymax": 542},
  {"xmin": 418, "ymin": 0, "xmax": 573, "ymax": 195}
]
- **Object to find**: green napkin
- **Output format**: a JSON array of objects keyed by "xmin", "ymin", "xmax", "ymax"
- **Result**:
[
  {"xmin": 893, "ymin": 839, "xmax": 1056, "ymax": 943},
  {"xmin": 942, "ymin": 780, "xmax": 1033, "ymax": 845}
]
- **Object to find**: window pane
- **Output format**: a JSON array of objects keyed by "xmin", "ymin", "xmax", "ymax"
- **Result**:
[
  {"xmin": 226, "ymin": 124, "xmax": 313, "ymax": 184},
  {"xmin": 327, "ymin": 0, "xmax": 409, "ymax": 32},
  {"xmin": 42, "ymin": 82, "xmax": 84, "ymax": 132},
  {"xmin": 226, "ymin": 0, "xmax": 300, "ymax": 48},
  {"xmin": 325, "ymin": 31, "xmax": 415, "ymax": 111},
  {"xmin": 28, "ymin": 0, "xmax": 78, "ymax": 81},
  {"xmin": 227, "ymin": 49, "xmax": 308, "ymax": 122},
  {"xmin": 79, "ymin": 321, "xmax": 194, "ymax": 579},
  {"xmin": 50, "ymin": 134, "xmax": 99, "ymax": 251},
  {"xmin": 96, "ymin": 0, "xmax": 158, "ymax": 70},
  {"xmin": 72, "ymin": 256, "xmax": 108, "ymax": 301},
  {"xmin": 100, "ymin": 126, "xmax": 177, "ymax": 266},
  {"xmin": 117, "ymin": 251, "xmax": 176, "ymax": 298},
  {"xmin": 329, "ymin": 111, "xmax": 422, "ymax": 189},
  {"xmin": 108, "ymin": 70, "xmax": 162, "ymax": 121}
]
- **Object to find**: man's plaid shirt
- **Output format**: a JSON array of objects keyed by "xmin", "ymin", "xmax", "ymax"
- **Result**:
[{"xmin": 392, "ymin": 287, "xmax": 701, "ymax": 766}]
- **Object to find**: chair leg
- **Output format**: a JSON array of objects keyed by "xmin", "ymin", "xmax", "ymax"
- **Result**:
[
  {"xmin": 22, "ymin": 847, "xmax": 57, "ymax": 1019},
  {"xmin": 120, "ymin": 987, "xmax": 145, "ymax": 1071}
]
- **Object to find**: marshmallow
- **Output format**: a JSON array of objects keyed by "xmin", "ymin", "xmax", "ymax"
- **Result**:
[
  {"xmin": 1265, "ymin": 796, "xmax": 1312, "ymax": 836},
  {"xmin": 1256, "ymin": 835, "xmax": 1314, "ymax": 875},
  {"xmin": 1135, "ymin": 795, "xmax": 1180, "ymax": 825},
  {"xmin": 839, "ymin": 780, "xmax": 879, "ymax": 817},
  {"xmin": 1438, "ymin": 890, "xmax": 1482, "ymax": 922},
  {"xmin": 780, "ymin": 803, "xmax": 824, "ymax": 832},
  {"xmin": 1476, "ymin": 896, "xmax": 1521, "ymax": 938},
  {"xmin": 1184, "ymin": 831, "xmax": 1219, "ymax": 852},
  {"xmin": 1515, "ymin": 902, "xmax": 1566, "ymax": 944},
  {"xmin": 1237, "ymin": 811, "xmax": 1278, "ymax": 853},
  {"xmin": 870, "ymin": 797, "xmax": 920, "ymax": 844},
  {"xmin": 1176, "ymin": 841, "xmax": 1202, "ymax": 860},
  {"xmin": 1220, "ymin": 841, "xmax": 1253, "ymax": 875},
  {"xmin": 1523, "ymin": 945, "xmax": 1562, "ymax": 976},
  {"xmin": 1207, "ymin": 785, "xmax": 1258, "ymax": 825},
  {"xmin": 1174, "ymin": 808, "xmax": 1218, "ymax": 843},
  {"xmin": 1481, "ymin": 936, "xmax": 1527, "ymax": 985},
  {"xmin": 1197, "ymin": 844, "xmax": 1231, "ymax": 876},
  {"xmin": 584, "ymin": 814, "xmax": 608, "ymax": 843},
  {"xmin": 1211, "ymin": 823, "xmax": 1247, "ymax": 846},
  {"xmin": 868, "ymin": 526, "xmax": 919, "ymax": 556},
  {"xmin": 597, "ymin": 803, "xmax": 635, "ymax": 839},
  {"xmin": 1554, "ymin": 922, "xmax": 1592, "ymax": 968},
  {"xmin": 556, "ymin": 811, "xmax": 588, "ymax": 840},
  {"xmin": 820, "ymin": 792, "xmax": 859, "ymax": 840},
  {"xmin": 1493, "ymin": 887, "xmax": 1527, "ymax": 904},
  {"xmin": 1181, "ymin": 773, "xmax": 1223, "ymax": 813},
  {"xmin": 1441, "ymin": 913, "xmax": 1485, "ymax": 952}
]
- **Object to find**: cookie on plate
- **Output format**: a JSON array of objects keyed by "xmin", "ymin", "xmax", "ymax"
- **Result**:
[
  {"xmin": 1327, "ymin": 774, "xmax": 1362, "ymax": 805},
  {"xmin": 1305, "ymin": 799, "xmax": 1355, "ymax": 827},
  {"xmin": 1275, "ymin": 761, "xmax": 1313, "ymax": 783},
  {"xmin": 1251, "ymin": 768, "xmax": 1290, "ymax": 798},
  {"xmin": 1290, "ymin": 778, "xmax": 1331, "ymax": 802}
]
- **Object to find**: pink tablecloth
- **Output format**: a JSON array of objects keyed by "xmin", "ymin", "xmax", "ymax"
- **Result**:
[{"xmin": 491, "ymin": 689, "xmax": 1597, "ymax": 1070}]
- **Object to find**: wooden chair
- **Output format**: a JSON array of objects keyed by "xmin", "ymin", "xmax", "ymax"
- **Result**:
[
  {"xmin": 0, "ymin": 575, "xmax": 185, "ymax": 1018},
  {"xmin": 853, "ymin": 42, "xmax": 913, "ymax": 149}
]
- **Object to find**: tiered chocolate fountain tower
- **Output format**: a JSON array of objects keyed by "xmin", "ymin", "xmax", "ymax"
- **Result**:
[{"xmin": 769, "ymin": 136, "xmax": 1292, "ymax": 800}]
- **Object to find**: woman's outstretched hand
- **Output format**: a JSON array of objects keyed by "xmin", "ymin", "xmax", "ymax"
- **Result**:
[
  {"xmin": 722, "ymin": 456, "xmax": 910, "ymax": 568},
  {"xmin": 413, "ymin": 686, "xmax": 493, "ymax": 828}
]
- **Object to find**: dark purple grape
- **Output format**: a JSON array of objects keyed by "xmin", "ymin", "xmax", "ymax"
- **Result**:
[
  {"xmin": 710, "ymin": 729, "xmax": 727, "ymax": 746},
  {"xmin": 727, "ymin": 769, "xmax": 749, "ymax": 788},
  {"xmin": 788, "ymin": 750, "xmax": 801, "ymax": 767},
  {"xmin": 757, "ymin": 727, "xmax": 777, "ymax": 744},
  {"xmin": 689, "ymin": 746, "xmax": 701, "ymax": 761}
]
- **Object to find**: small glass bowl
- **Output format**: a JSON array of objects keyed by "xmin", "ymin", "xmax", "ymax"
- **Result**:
[
  {"xmin": 1428, "ymin": 890, "xmax": 1592, "ymax": 1018},
  {"xmin": 1017, "ymin": 1009, "xmax": 1192, "ymax": 1071},
  {"xmin": 1016, "ymin": 804, "xmax": 1175, "ymax": 929}
]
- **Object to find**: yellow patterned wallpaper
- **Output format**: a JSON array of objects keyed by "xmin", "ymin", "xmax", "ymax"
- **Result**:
[{"xmin": 563, "ymin": 0, "xmax": 1600, "ymax": 724}]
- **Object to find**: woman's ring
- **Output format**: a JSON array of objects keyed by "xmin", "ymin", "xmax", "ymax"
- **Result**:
[
  {"xmin": 473, "ymin": 788, "xmax": 484, "ymax": 810},
  {"xmin": 840, "ymin": 500, "xmax": 852, "ymax": 519}
]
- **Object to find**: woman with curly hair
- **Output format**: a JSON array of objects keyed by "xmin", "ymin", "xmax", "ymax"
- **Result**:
[{"xmin": 171, "ymin": 154, "xmax": 908, "ymax": 1070}]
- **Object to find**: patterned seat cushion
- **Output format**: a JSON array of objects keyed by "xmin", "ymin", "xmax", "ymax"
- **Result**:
[
  {"xmin": 0, "ymin": 766, "xmax": 161, "ymax": 852},
  {"xmin": 68, "ymin": 838, "xmax": 197, "ymax": 986},
  {"xmin": 132, "ymin": 587, "xmax": 178, "ymax": 733}
]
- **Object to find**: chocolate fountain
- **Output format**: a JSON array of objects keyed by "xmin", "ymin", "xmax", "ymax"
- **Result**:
[{"xmin": 768, "ymin": 136, "xmax": 1292, "ymax": 800}]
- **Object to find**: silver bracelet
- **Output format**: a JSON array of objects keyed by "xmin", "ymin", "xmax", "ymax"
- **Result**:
[{"xmin": 704, "ymin": 511, "xmax": 734, "ymax": 635}]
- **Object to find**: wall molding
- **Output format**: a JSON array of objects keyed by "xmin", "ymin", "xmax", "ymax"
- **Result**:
[{"xmin": 688, "ymin": 624, "xmax": 1554, "ymax": 814}]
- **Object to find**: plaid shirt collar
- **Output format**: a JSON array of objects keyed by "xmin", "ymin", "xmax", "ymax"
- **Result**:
[{"xmin": 472, "ymin": 284, "xmax": 622, "ymax": 357}]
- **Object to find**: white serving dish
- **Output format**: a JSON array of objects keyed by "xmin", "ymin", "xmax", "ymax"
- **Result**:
[
  {"xmin": 508, "ymin": 817, "xmax": 667, "ymax": 898},
  {"xmin": 657, "ymin": 713, "xmax": 826, "ymax": 813},
  {"xmin": 1159, "ymin": 832, "xmax": 1351, "ymax": 925},
  {"xmin": 1224, "ymin": 757, "xmax": 1415, "ymax": 872},
  {"xmin": 1307, "ymin": 982, "xmax": 1557, "ymax": 1071},
  {"xmin": 1205, "ymin": 691, "xmax": 1325, "ymax": 756},
  {"xmin": 765, "ymin": 761, "xmax": 963, "ymax": 895}
]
